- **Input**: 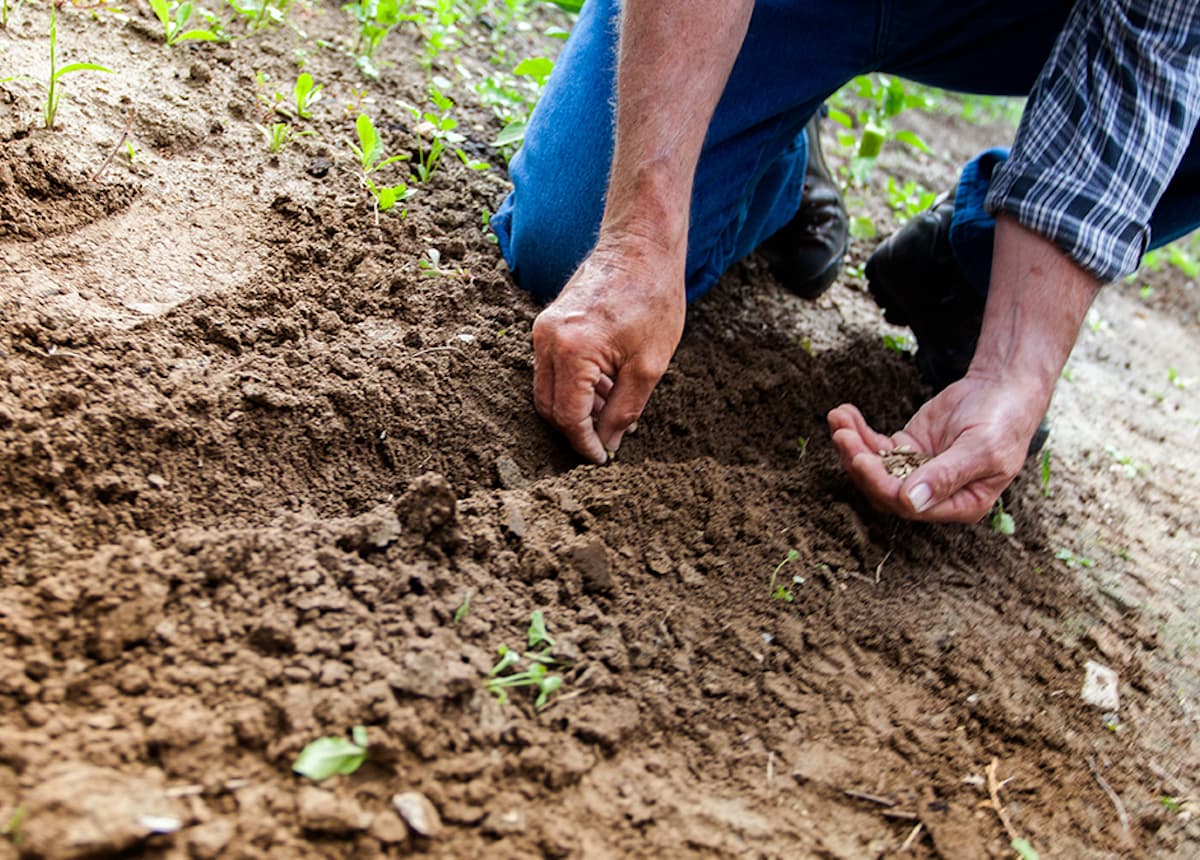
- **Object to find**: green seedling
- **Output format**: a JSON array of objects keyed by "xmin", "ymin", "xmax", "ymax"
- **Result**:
[
  {"xmin": 1139, "ymin": 285, "xmax": 1155, "ymax": 301},
  {"xmin": 488, "ymin": 55, "xmax": 556, "ymax": 151},
  {"xmin": 1159, "ymin": 796, "xmax": 1184, "ymax": 813},
  {"xmin": 413, "ymin": 0, "xmax": 462, "ymax": 69},
  {"xmin": 1086, "ymin": 309, "xmax": 1109, "ymax": 334},
  {"xmin": 227, "ymin": 0, "xmax": 294, "ymax": 30},
  {"xmin": 406, "ymin": 86, "xmax": 466, "ymax": 183},
  {"xmin": 1039, "ymin": 449, "xmax": 1052, "ymax": 497},
  {"xmin": 486, "ymin": 611, "xmax": 568, "ymax": 708},
  {"xmin": 1105, "ymin": 446, "xmax": 1144, "ymax": 478},
  {"xmin": 348, "ymin": 113, "xmax": 413, "ymax": 218},
  {"xmin": 292, "ymin": 726, "xmax": 368, "ymax": 780},
  {"xmin": 1011, "ymin": 838, "xmax": 1040, "ymax": 860},
  {"xmin": 453, "ymin": 589, "xmax": 471, "ymax": 624},
  {"xmin": 149, "ymin": 0, "xmax": 224, "ymax": 45},
  {"xmin": 828, "ymin": 74, "xmax": 931, "ymax": 184},
  {"xmin": 528, "ymin": 609, "xmax": 554, "ymax": 649},
  {"xmin": 343, "ymin": 0, "xmax": 419, "ymax": 79},
  {"xmin": 43, "ymin": 6, "xmax": 112, "ymax": 130},
  {"xmin": 882, "ymin": 332, "xmax": 915, "ymax": 354},
  {"xmin": 293, "ymin": 72, "xmax": 323, "ymax": 119},
  {"xmin": 1055, "ymin": 548, "xmax": 1096, "ymax": 569},
  {"xmin": 885, "ymin": 176, "xmax": 937, "ymax": 223},
  {"xmin": 2, "ymin": 805, "xmax": 25, "ymax": 846},
  {"xmin": 256, "ymin": 121, "xmax": 311, "ymax": 152},
  {"xmin": 1169, "ymin": 367, "xmax": 1191, "ymax": 389},
  {"xmin": 768, "ymin": 549, "xmax": 800, "ymax": 602},
  {"xmin": 797, "ymin": 435, "xmax": 808, "ymax": 459},
  {"xmin": 849, "ymin": 214, "xmax": 877, "ymax": 239},
  {"xmin": 989, "ymin": 499, "xmax": 1015, "ymax": 536}
]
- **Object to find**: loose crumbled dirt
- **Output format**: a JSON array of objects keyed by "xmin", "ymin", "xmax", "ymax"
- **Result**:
[{"xmin": 2, "ymin": 5, "xmax": 1199, "ymax": 859}]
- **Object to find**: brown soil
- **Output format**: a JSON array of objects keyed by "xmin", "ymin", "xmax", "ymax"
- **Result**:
[{"xmin": 2, "ymin": 5, "xmax": 1199, "ymax": 859}]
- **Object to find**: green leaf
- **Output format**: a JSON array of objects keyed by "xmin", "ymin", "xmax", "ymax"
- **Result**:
[
  {"xmin": 893, "ymin": 129, "xmax": 931, "ymax": 154},
  {"xmin": 292, "ymin": 734, "xmax": 367, "ymax": 780},
  {"xmin": 53, "ymin": 63, "xmax": 113, "ymax": 82},
  {"xmin": 857, "ymin": 124, "xmax": 886, "ymax": 158},
  {"xmin": 175, "ymin": 29, "xmax": 223, "ymax": 42},
  {"xmin": 528, "ymin": 610, "xmax": 555, "ymax": 650},
  {"xmin": 535, "ymin": 675, "xmax": 562, "ymax": 708},
  {"xmin": 825, "ymin": 107, "xmax": 852, "ymax": 129},
  {"xmin": 355, "ymin": 113, "xmax": 380, "ymax": 169},
  {"xmin": 1011, "ymin": 838, "xmax": 1039, "ymax": 860},
  {"xmin": 351, "ymin": 725, "xmax": 368, "ymax": 747},
  {"xmin": 547, "ymin": 0, "xmax": 582, "ymax": 12},
  {"xmin": 513, "ymin": 56, "xmax": 554, "ymax": 87},
  {"xmin": 149, "ymin": 0, "xmax": 170, "ymax": 26},
  {"xmin": 492, "ymin": 120, "xmax": 526, "ymax": 148}
]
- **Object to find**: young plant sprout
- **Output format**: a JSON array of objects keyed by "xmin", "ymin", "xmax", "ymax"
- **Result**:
[
  {"xmin": 348, "ymin": 113, "xmax": 413, "ymax": 220},
  {"xmin": 256, "ymin": 121, "xmax": 311, "ymax": 152},
  {"xmin": 293, "ymin": 72, "xmax": 323, "ymax": 119},
  {"xmin": 768, "ymin": 549, "xmax": 801, "ymax": 602},
  {"xmin": 407, "ymin": 86, "xmax": 466, "ymax": 183},
  {"xmin": 292, "ymin": 726, "xmax": 369, "ymax": 780},
  {"xmin": 485, "ymin": 610, "xmax": 567, "ymax": 708},
  {"xmin": 43, "ymin": 6, "xmax": 112, "ymax": 130},
  {"xmin": 149, "ymin": 0, "xmax": 225, "ymax": 46},
  {"xmin": 989, "ymin": 499, "xmax": 1015, "ymax": 536}
]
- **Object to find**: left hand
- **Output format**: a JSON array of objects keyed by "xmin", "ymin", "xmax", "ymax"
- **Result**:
[{"xmin": 828, "ymin": 371, "xmax": 1047, "ymax": 522}]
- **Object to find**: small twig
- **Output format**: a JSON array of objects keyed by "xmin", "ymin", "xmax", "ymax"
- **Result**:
[
  {"xmin": 986, "ymin": 758, "xmax": 1029, "ymax": 848},
  {"xmin": 1088, "ymin": 755, "xmax": 1133, "ymax": 848},
  {"xmin": 408, "ymin": 343, "xmax": 463, "ymax": 357},
  {"xmin": 843, "ymin": 789, "xmax": 896, "ymax": 808},
  {"xmin": 90, "ymin": 108, "xmax": 136, "ymax": 183},
  {"xmin": 882, "ymin": 809, "xmax": 920, "ymax": 822},
  {"xmin": 899, "ymin": 822, "xmax": 924, "ymax": 852},
  {"xmin": 766, "ymin": 751, "xmax": 775, "ymax": 786}
]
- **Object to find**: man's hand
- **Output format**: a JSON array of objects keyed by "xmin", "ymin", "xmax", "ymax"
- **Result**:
[
  {"xmin": 831, "ymin": 215, "xmax": 1100, "ymax": 521},
  {"xmin": 828, "ymin": 371, "xmax": 1047, "ymax": 522},
  {"xmin": 532, "ymin": 235, "xmax": 685, "ymax": 464}
]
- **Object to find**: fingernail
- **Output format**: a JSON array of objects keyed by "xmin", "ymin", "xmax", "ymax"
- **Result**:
[{"xmin": 907, "ymin": 483, "xmax": 933, "ymax": 513}]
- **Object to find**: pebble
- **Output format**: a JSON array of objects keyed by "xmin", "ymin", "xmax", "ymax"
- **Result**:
[
  {"xmin": 1082, "ymin": 660, "xmax": 1120, "ymax": 711},
  {"xmin": 392, "ymin": 791, "xmax": 443, "ymax": 838},
  {"xmin": 296, "ymin": 787, "xmax": 370, "ymax": 834}
]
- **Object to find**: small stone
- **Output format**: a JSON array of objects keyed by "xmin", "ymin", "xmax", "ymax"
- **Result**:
[
  {"xmin": 392, "ymin": 791, "xmax": 443, "ymax": 838},
  {"xmin": 677, "ymin": 562, "xmax": 704, "ymax": 587},
  {"xmin": 187, "ymin": 818, "xmax": 234, "ymax": 859},
  {"xmin": 146, "ymin": 473, "xmax": 167, "ymax": 489},
  {"xmin": 481, "ymin": 807, "xmax": 527, "ymax": 837},
  {"xmin": 1082, "ymin": 660, "xmax": 1120, "ymax": 711},
  {"xmin": 494, "ymin": 456, "xmax": 527, "ymax": 490},
  {"xmin": 369, "ymin": 809, "xmax": 410, "ymax": 844},
  {"xmin": 296, "ymin": 787, "xmax": 370, "ymax": 834}
]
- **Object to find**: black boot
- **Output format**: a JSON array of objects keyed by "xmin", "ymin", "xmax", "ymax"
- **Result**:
[
  {"xmin": 757, "ymin": 111, "xmax": 849, "ymax": 300},
  {"xmin": 865, "ymin": 191, "xmax": 1050, "ymax": 457}
]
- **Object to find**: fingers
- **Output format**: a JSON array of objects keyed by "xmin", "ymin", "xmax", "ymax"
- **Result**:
[
  {"xmin": 595, "ymin": 361, "xmax": 661, "ymax": 454},
  {"xmin": 899, "ymin": 440, "xmax": 1012, "ymax": 522}
]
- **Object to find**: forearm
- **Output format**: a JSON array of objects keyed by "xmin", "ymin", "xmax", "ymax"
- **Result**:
[
  {"xmin": 600, "ymin": 0, "xmax": 753, "ymax": 253},
  {"xmin": 969, "ymin": 215, "xmax": 1100, "ymax": 407}
]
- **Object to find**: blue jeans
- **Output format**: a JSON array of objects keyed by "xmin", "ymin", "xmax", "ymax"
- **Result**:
[{"xmin": 492, "ymin": 0, "xmax": 1200, "ymax": 303}]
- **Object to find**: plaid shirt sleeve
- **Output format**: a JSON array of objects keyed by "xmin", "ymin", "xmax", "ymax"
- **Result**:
[{"xmin": 984, "ymin": 0, "xmax": 1200, "ymax": 283}]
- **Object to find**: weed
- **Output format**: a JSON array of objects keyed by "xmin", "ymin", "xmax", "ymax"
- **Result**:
[
  {"xmin": 486, "ymin": 610, "xmax": 567, "ymax": 708},
  {"xmin": 1039, "ymin": 449, "xmax": 1052, "ymax": 497},
  {"xmin": 1055, "ymin": 548, "xmax": 1096, "ymax": 569},
  {"xmin": 348, "ymin": 112, "xmax": 412, "ymax": 218},
  {"xmin": 149, "ymin": 0, "xmax": 225, "ymax": 45},
  {"xmin": 292, "ymin": 726, "xmax": 368, "ymax": 780},
  {"xmin": 44, "ymin": 6, "xmax": 112, "ymax": 130},
  {"xmin": 989, "ymin": 499, "xmax": 1015, "ymax": 535}
]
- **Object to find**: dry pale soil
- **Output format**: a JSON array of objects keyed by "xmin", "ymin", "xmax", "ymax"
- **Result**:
[{"xmin": 1, "ymin": 3, "xmax": 1199, "ymax": 858}]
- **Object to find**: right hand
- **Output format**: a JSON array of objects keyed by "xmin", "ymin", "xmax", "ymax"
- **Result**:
[{"xmin": 532, "ymin": 234, "xmax": 686, "ymax": 464}]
